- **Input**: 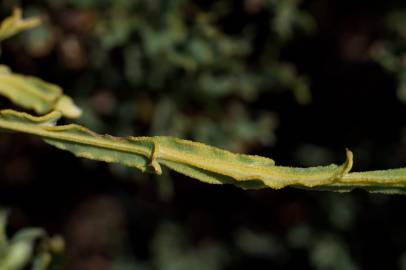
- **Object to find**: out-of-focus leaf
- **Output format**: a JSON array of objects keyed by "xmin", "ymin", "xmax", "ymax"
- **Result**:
[
  {"xmin": 0, "ymin": 210, "xmax": 64, "ymax": 270},
  {"xmin": 0, "ymin": 8, "xmax": 42, "ymax": 42},
  {"xmin": 0, "ymin": 225, "xmax": 44, "ymax": 270},
  {"xmin": 0, "ymin": 65, "xmax": 81, "ymax": 118},
  {"xmin": 310, "ymin": 235, "xmax": 358, "ymax": 270}
]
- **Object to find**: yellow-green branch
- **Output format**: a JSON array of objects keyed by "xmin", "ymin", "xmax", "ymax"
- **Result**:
[{"xmin": 2, "ymin": 109, "xmax": 406, "ymax": 194}]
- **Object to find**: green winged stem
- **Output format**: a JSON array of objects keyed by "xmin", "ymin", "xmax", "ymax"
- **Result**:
[
  {"xmin": 0, "ymin": 110, "xmax": 370, "ymax": 192},
  {"xmin": 2, "ymin": 109, "xmax": 406, "ymax": 193},
  {"xmin": 0, "ymin": 65, "xmax": 81, "ymax": 118},
  {"xmin": 309, "ymin": 169, "xmax": 406, "ymax": 194}
]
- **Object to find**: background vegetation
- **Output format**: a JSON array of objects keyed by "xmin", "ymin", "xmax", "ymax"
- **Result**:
[{"xmin": 1, "ymin": 0, "xmax": 406, "ymax": 269}]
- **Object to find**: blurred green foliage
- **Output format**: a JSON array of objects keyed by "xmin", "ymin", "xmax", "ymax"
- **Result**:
[
  {"xmin": 371, "ymin": 8, "xmax": 406, "ymax": 103},
  {"xmin": 5, "ymin": 0, "xmax": 313, "ymax": 152}
]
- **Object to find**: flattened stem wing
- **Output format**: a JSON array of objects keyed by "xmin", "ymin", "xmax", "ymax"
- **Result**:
[{"xmin": 1, "ymin": 110, "xmax": 406, "ymax": 194}]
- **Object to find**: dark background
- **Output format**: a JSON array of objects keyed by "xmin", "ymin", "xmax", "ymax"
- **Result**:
[{"xmin": 1, "ymin": 0, "xmax": 406, "ymax": 269}]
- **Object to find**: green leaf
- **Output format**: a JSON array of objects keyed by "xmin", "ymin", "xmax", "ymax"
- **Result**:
[
  {"xmin": 0, "ymin": 65, "xmax": 82, "ymax": 118},
  {"xmin": 0, "ymin": 8, "xmax": 42, "ymax": 42}
]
